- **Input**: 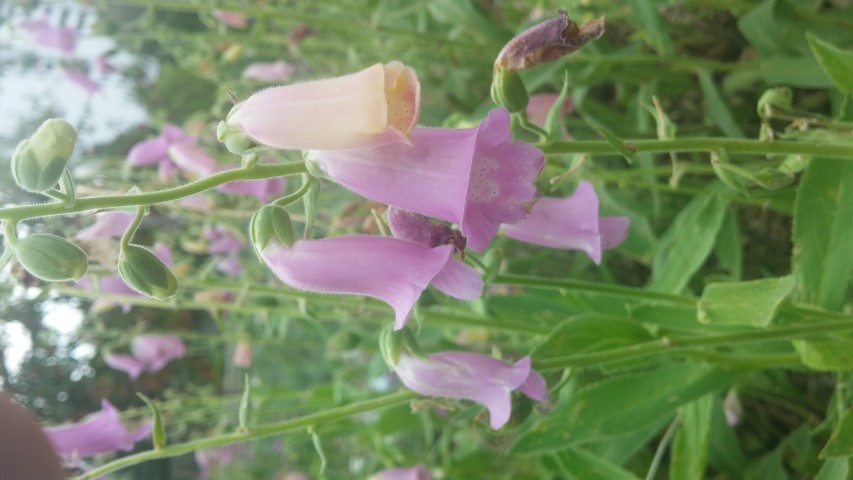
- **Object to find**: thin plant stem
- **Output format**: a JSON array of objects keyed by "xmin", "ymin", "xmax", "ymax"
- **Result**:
[
  {"xmin": 539, "ymin": 138, "xmax": 853, "ymax": 159},
  {"xmin": 645, "ymin": 418, "xmax": 680, "ymax": 480},
  {"xmin": 119, "ymin": 206, "xmax": 146, "ymax": 249}
]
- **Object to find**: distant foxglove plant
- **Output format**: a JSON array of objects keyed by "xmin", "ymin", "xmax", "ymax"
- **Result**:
[
  {"xmin": 394, "ymin": 352, "xmax": 547, "ymax": 429},
  {"xmin": 242, "ymin": 60, "xmax": 295, "ymax": 82},
  {"xmin": 104, "ymin": 334, "xmax": 186, "ymax": 379},
  {"xmin": 370, "ymin": 464, "xmax": 431, "ymax": 480},
  {"xmin": 18, "ymin": 18, "xmax": 76, "ymax": 55},
  {"xmin": 308, "ymin": 108, "xmax": 544, "ymax": 251}
]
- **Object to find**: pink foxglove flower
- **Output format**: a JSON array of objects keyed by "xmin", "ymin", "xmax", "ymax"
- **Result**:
[
  {"xmin": 370, "ymin": 464, "xmax": 431, "ymax": 480},
  {"xmin": 260, "ymin": 236, "xmax": 482, "ymax": 330},
  {"xmin": 43, "ymin": 399, "xmax": 152, "ymax": 457},
  {"xmin": 75, "ymin": 211, "xmax": 135, "ymax": 241},
  {"xmin": 226, "ymin": 62, "xmax": 419, "ymax": 150},
  {"xmin": 394, "ymin": 352, "xmax": 547, "ymax": 429},
  {"xmin": 128, "ymin": 124, "xmax": 193, "ymax": 166},
  {"xmin": 242, "ymin": 60, "xmax": 295, "ymax": 82},
  {"xmin": 167, "ymin": 142, "xmax": 218, "ymax": 177},
  {"xmin": 526, "ymin": 93, "xmax": 573, "ymax": 127},
  {"xmin": 18, "ymin": 18, "xmax": 76, "ymax": 54},
  {"xmin": 308, "ymin": 108, "xmax": 544, "ymax": 251},
  {"xmin": 502, "ymin": 182, "xmax": 629, "ymax": 264},
  {"xmin": 204, "ymin": 225, "xmax": 242, "ymax": 254},
  {"xmin": 217, "ymin": 173, "xmax": 286, "ymax": 203},
  {"xmin": 61, "ymin": 69, "xmax": 100, "ymax": 95},
  {"xmin": 212, "ymin": 10, "xmax": 248, "ymax": 28},
  {"xmin": 104, "ymin": 334, "xmax": 186, "ymax": 379},
  {"xmin": 195, "ymin": 444, "xmax": 245, "ymax": 480}
]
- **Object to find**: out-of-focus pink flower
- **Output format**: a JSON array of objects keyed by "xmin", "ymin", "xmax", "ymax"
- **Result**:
[
  {"xmin": 195, "ymin": 444, "xmax": 240, "ymax": 480},
  {"xmin": 212, "ymin": 10, "xmax": 248, "ymax": 29},
  {"xmin": 232, "ymin": 339, "xmax": 252, "ymax": 368},
  {"xmin": 395, "ymin": 352, "xmax": 547, "ymax": 429},
  {"xmin": 526, "ymin": 93, "xmax": 573, "ymax": 127},
  {"xmin": 178, "ymin": 193, "xmax": 214, "ymax": 211},
  {"xmin": 61, "ymin": 69, "xmax": 100, "ymax": 96},
  {"xmin": 260, "ymin": 236, "xmax": 482, "ymax": 330},
  {"xmin": 96, "ymin": 55, "xmax": 115, "ymax": 74},
  {"xmin": 216, "ymin": 255, "xmax": 244, "ymax": 276},
  {"xmin": 127, "ymin": 124, "xmax": 193, "ymax": 167},
  {"xmin": 203, "ymin": 225, "xmax": 243, "ymax": 254},
  {"xmin": 370, "ymin": 464, "xmax": 431, "ymax": 480},
  {"xmin": 225, "ymin": 62, "xmax": 419, "ymax": 150},
  {"xmin": 242, "ymin": 60, "xmax": 295, "ymax": 82},
  {"xmin": 18, "ymin": 18, "xmax": 76, "ymax": 54},
  {"xmin": 104, "ymin": 334, "xmax": 186, "ymax": 379},
  {"xmin": 43, "ymin": 399, "xmax": 152, "ymax": 457},
  {"xmin": 502, "ymin": 182, "xmax": 629, "ymax": 264},
  {"xmin": 167, "ymin": 142, "xmax": 219, "ymax": 177},
  {"xmin": 217, "ymin": 173, "xmax": 286, "ymax": 203},
  {"xmin": 308, "ymin": 108, "xmax": 544, "ymax": 251},
  {"xmin": 76, "ymin": 275, "xmax": 138, "ymax": 314},
  {"xmin": 76, "ymin": 211, "xmax": 136, "ymax": 241}
]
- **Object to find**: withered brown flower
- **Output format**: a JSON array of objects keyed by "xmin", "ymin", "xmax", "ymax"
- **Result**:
[{"xmin": 495, "ymin": 11, "xmax": 605, "ymax": 71}]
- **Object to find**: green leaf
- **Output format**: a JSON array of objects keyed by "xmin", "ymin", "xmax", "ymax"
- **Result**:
[
  {"xmin": 761, "ymin": 55, "xmax": 833, "ymax": 88},
  {"xmin": 794, "ymin": 338, "xmax": 853, "ymax": 371},
  {"xmin": 815, "ymin": 457, "xmax": 851, "ymax": 480},
  {"xmin": 136, "ymin": 393, "xmax": 166, "ymax": 449},
  {"xmin": 697, "ymin": 276, "xmax": 794, "ymax": 327},
  {"xmin": 669, "ymin": 395, "xmax": 714, "ymax": 480},
  {"xmin": 626, "ymin": 0, "xmax": 673, "ymax": 55},
  {"xmin": 822, "ymin": 410, "xmax": 853, "ymax": 458},
  {"xmin": 737, "ymin": 0, "xmax": 804, "ymax": 56},
  {"xmin": 592, "ymin": 125, "xmax": 636, "ymax": 164},
  {"xmin": 544, "ymin": 70, "xmax": 570, "ymax": 140},
  {"xmin": 533, "ymin": 315, "xmax": 654, "ymax": 360},
  {"xmin": 714, "ymin": 210, "xmax": 743, "ymax": 281},
  {"xmin": 807, "ymin": 33, "xmax": 853, "ymax": 95},
  {"xmin": 552, "ymin": 448, "xmax": 641, "ymax": 480},
  {"xmin": 697, "ymin": 69, "xmax": 745, "ymax": 138},
  {"xmin": 512, "ymin": 363, "xmax": 739, "ymax": 454},
  {"xmin": 650, "ymin": 185, "xmax": 730, "ymax": 293},
  {"xmin": 239, "ymin": 372, "xmax": 250, "ymax": 430},
  {"xmin": 792, "ymin": 158, "xmax": 853, "ymax": 311}
]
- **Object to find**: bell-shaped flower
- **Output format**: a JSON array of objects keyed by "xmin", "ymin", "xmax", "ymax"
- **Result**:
[
  {"xmin": 128, "ymin": 124, "xmax": 193, "ymax": 167},
  {"xmin": 167, "ymin": 142, "xmax": 218, "ymax": 177},
  {"xmin": 308, "ymin": 108, "xmax": 544, "ymax": 251},
  {"xmin": 502, "ymin": 182, "xmax": 629, "ymax": 264},
  {"xmin": 104, "ymin": 334, "xmax": 186, "ymax": 379},
  {"xmin": 394, "ymin": 352, "xmax": 548, "ymax": 429},
  {"xmin": 18, "ymin": 18, "xmax": 76, "ymax": 54},
  {"xmin": 43, "ymin": 399, "xmax": 152, "ymax": 457},
  {"xmin": 225, "ymin": 61, "xmax": 419, "ymax": 150},
  {"xmin": 370, "ymin": 464, "xmax": 431, "ymax": 480},
  {"xmin": 243, "ymin": 60, "xmax": 295, "ymax": 82},
  {"xmin": 260, "ymin": 235, "xmax": 482, "ymax": 330}
]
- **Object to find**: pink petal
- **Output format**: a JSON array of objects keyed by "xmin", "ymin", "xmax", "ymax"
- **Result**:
[
  {"xmin": 19, "ymin": 18, "xmax": 76, "ymax": 54},
  {"xmin": 75, "ymin": 211, "xmax": 136, "ymax": 241},
  {"xmin": 204, "ymin": 225, "xmax": 243, "ymax": 254},
  {"xmin": 387, "ymin": 206, "xmax": 455, "ymax": 248},
  {"xmin": 152, "ymin": 243, "xmax": 173, "ymax": 266},
  {"xmin": 600, "ymin": 216, "xmax": 630, "ymax": 249},
  {"xmin": 61, "ymin": 69, "xmax": 100, "ymax": 96},
  {"xmin": 370, "ymin": 464, "xmax": 432, "ymax": 480},
  {"xmin": 43, "ymin": 399, "xmax": 152, "ymax": 457},
  {"xmin": 217, "ymin": 174, "xmax": 286, "ymax": 203},
  {"xmin": 227, "ymin": 62, "xmax": 419, "ymax": 150},
  {"xmin": 242, "ymin": 60, "xmax": 295, "ymax": 82},
  {"xmin": 167, "ymin": 142, "xmax": 218, "ymax": 177},
  {"xmin": 128, "ymin": 137, "xmax": 170, "ymax": 166},
  {"xmin": 103, "ymin": 353, "xmax": 145, "ymax": 379},
  {"xmin": 503, "ymin": 182, "xmax": 605, "ymax": 263},
  {"xmin": 131, "ymin": 334, "xmax": 186, "ymax": 373},
  {"xmin": 526, "ymin": 93, "xmax": 573, "ymax": 126},
  {"xmin": 260, "ymin": 236, "xmax": 453, "ymax": 330},
  {"xmin": 518, "ymin": 367, "xmax": 548, "ymax": 401},
  {"xmin": 430, "ymin": 259, "xmax": 483, "ymax": 300},
  {"xmin": 394, "ymin": 352, "xmax": 539, "ymax": 429},
  {"xmin": 216, "ymin": 255, "xmax": 244, "ymax": 276}
]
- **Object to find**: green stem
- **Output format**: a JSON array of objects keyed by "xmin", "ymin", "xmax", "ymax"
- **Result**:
[
  {"xmin": 120, "ymin": 207, "xmax": 146, "ymax": 250},
  {"xmin": 645, "ymin": 418, "xmax": 680, "ymax": 480},
  {"xmin": 536, "ymin": 319, "xmax": 853, "ymax": 370},
  {"xmin": 274, "ymin": 174, "xmax": 314, "ymax": 207},
  {"xmin": 0, "ymin": 162, "xmax": 307, "ymax": 222},
  {"xmin": 539, "ymin": 138, "xmax": 853, "ymax": 159},
  {"xmin": 494, "ymin": 273, "xmax": 696, "ymax": 305},
  {"xmin": 74, "ymin": 390, "xmax": 418, "ymax": 480}
]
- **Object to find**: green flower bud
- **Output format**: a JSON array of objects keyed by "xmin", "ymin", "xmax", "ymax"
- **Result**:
[
  {"xmin": 13, "ymin": 233, "xmax": 88, "ymax": 282},
  {"xmin": 11, "ymin": 119, "xmax": 77, "ymax": 193},
  {"xmin": 757, "ymin": 87, "xmax": 793, "ymax": 119},
  {"xmin": 379, "ymin": 327, "xmax": 402, "ymax": 369},
  {"xmin": 490, "ymin": 68, "xmax": 529, "ymax": 114},
  {"xmin": 217, "ymin": 119, "xmax": 254, "ymax": 155},
  {"xmin": 249, "ymin": 205, "xmax": 295, "ymax": 257},
  {"xmin": 118, "ymin": 245, "xmax": 178, "ymax": 300}
]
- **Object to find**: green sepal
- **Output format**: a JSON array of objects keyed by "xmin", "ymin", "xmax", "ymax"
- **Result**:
[
  {"xmin": 490, "ymin": 68, "xmax": 529, "ymax": 114},
  {"xmin": 379, "ymin": 327, "xmax": 402, "ymax": 369},
  {"xmin": 217, "ymin": 119, "xmax": 254, "ymax": 155},
  {"xmin": 136, "ymin": 393, "xmax": 166, "ymax": 449},
  {"xmin": 249, "ymin": 205, "xmax": 296, "ymax": 258},
  {"xmin": 117, "ymin": 245, "xmax": 178, "ymax": 300},
  {"xmin": 757, "ymin": 87, "xmax": 793, "ymax": 119},
  {"xmin": 11, "ymin": 119, "xmax": 77, "ymax": 193},
  {"xmin": 13, "ymin": 233, "xmax": 88, "ymax": 282}
]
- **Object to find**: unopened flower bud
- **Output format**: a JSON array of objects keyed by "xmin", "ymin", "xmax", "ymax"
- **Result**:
[
  {"xmin": 495, "ymin": 11, "xmax": 605, "ymax": 72},
  {"xmin": 217, "ymin": 119, "xmax": 254, "ymax": 155},
  {"xmin": 13, "ymin": 233, "xmax": 88, "ymax": 282},
  {"xmin": 379, "ymin": 327, "xmax": 402, "ymax": 369},
  {"xmin": 118, "ymin": 245, "xmax": 178, "ymax": 300},
  {"xmin": 233, "ymin": 338, "xmax": 253, "ymax": 368},
  {"xmin": 490, "ymin": 68, "xmax": 529, "ymax": 114},
  {"xmin": 249, "ymin": 205, "xmax": 295, "ymax": 257},
  {"xmin": 757, "ymin": 87, "xmax": 793, "ymax": 119},
  {"xmin": 11, "ymin": 119, "xmax": 77, "ymax": 193}
]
